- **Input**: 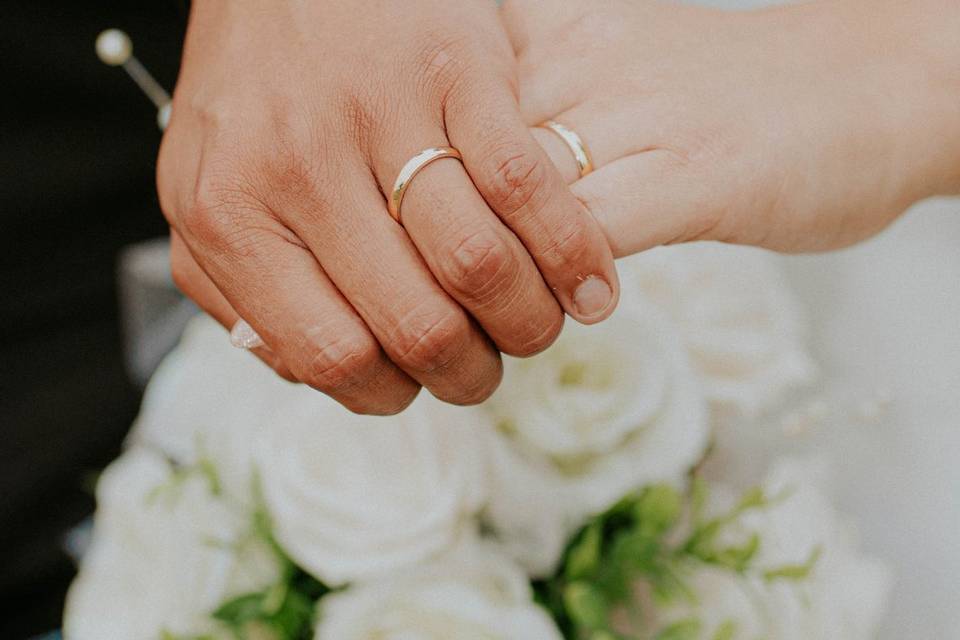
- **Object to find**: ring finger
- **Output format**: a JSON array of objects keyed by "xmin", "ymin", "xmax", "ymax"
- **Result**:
[
  {"xmin": 273, "ymin": 154, "xmax": 504, "ymax": 406},
  {"xmin": 373, "ymin": 122, "xmax": 566, "ymax": 358}
]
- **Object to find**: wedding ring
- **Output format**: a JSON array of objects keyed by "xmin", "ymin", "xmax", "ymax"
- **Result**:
[
  {"xmin": 388, "ymin": 146, "xmax": 463, "ymax": 223},
  {"xmin": 538, "ymin": 120, "xmax": 594, "ymax": 178}
]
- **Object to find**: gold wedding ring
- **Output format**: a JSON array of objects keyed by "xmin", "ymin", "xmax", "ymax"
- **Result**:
[
  {"xmin": 388, "ymin": 146, "xmax": 463, "ymax": 223},
  {"xmin": 538, "ymin": 120, "xmax": 594, "ymax": 178}
]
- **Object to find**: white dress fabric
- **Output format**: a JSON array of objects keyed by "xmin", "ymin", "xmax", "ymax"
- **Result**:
[{"xmin": 780, "ymin": 198, "xmax": 960, "ymax": 638}]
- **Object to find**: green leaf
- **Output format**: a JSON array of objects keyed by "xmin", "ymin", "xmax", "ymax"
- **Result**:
[
  {"xmin": 566, "ymin": 520, "xmax": 603, "ymax": 581},
  {"xmin": 159, "ymin": 632, "xmax": 217, "ymax": 640},
  {"xmin": 590, "ymin": 631, "xmax": 622, "ymax": 640},
  {"xmin": 563, "ymin": 581, "xmax": 609, "ymax": 630},
  {"xmin": 602, "ymin": 528, "xmax": 660, "ymax": 600},
  {"xmin": 651, "ymin": 561, "xmax": 696, "ymax": 604},
  {"xmin": 684, "ymin": 485, "xmax": 773, "ymax": 566},
  {"xmin": 712, "ymin": 620, "xmax": 738, "ymax": 640},
  {"xmin": 763, "ymin": 546, "xmax": 822, "ymax": 582},
  {"xmin": 603, "ymin": 491, "xmax": 643, "ymax": 523},
  {"xmin": 734, "ymin": 487, "xmax": 767, "ymax": 513},
  {"xmin": 213, "ymin": 593, "xmax": 266, "ymax": 627},
  {"xmin": 196, "ymin": 457, "xmax": 222, "ymax": 496},
  {"xmin": 691, "ymin": 476, "xmax": 709, "ymax": 525},
  {"xmin": 709, "ymin": 533, "xmax": 761, "ymax": 573},
  {"xmin": 655, "ymin": 617, "xmax": 703, "ymax": 640},
  {"xmin": 268, "ymin": 591, "xmax": 315, "ymax": 639},
  {"xmin": 635, "ymin": 485, "xmax": 682, "ymax": 537}
]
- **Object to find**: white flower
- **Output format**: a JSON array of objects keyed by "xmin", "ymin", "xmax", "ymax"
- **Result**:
[
  {"xmin": 129, "ymin": 315, "xmax": 299, "ymax": 504},
  {"xmin": 621, "ymin": 242, "xmax": 817, "ymax": 417},
  {"xmin": 63, "ymin": 448, "xmax": 280, "ymax": 640},
  {"xmin": 257, "ymin": 392, "xmax": 486, "ymax": 586},
  {"xmin": 131, "ymin": 315, "xmax": 487, "ymax": 586},
  {"xmin": 480, "ymin": 299, "xmax": 709, "ymax": 576},
  {"xmin": 314, "ymin": 538, "xmax": 562, "ymax": 640},
  {"xmin": 655, "ymin": 458, "xmax": 892, "ymax": 639}
]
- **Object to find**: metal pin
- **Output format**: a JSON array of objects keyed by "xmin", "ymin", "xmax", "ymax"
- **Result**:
[{"xmin": 95, "ymin": 29, "xmax": 172, "ymax": 130}]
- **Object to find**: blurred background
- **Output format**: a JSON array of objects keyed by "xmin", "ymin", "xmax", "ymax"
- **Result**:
[
  {"xmin": 3, "ymin": 1, "xmax": 959, "ymax": 639},
  {"xmin": 1, "ymin": 3, "xmax": 186, "ymax": 636}
]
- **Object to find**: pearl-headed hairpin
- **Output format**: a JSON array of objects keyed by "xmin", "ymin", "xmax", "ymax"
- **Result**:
[{"xmin": 95, "ymin": 29, "xmax": 172, "ymax": 130}]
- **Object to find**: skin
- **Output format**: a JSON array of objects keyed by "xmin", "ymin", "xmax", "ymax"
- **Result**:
[
  {"xmin": 158, "ymin": 0, "xmax": 621, "ymax": 415},
  {"xmin": 163, "ymin": 0, "xmax": 960, "ymax": 414},
  {"xmin": 508, "ymin": 0, "xmax": 960, "ymax": 256}
]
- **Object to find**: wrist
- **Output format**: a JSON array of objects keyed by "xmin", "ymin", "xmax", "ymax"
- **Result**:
[{"xmin": 855, "ymin": 0, "xmax": 960, "ymax": 199}]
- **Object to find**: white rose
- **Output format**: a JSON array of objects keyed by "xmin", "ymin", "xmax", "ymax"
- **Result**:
[
  {"xmin": 480, "ymin": 298, "xmax": 709, "ymax": 576},
  {"xmin": 653, "ymin": 457, "xmax": 892, "ymax": 639},
  {"xmin": 129, "ymin": 315, "xmax": 299, "ymax": 504},
  {"xmin": 257, "ymin": 392, "xmax": 486, "ymax": 586},
  {"xmin": 131, "ymin": 315, "xmax": 487, "ymax": 585},
  {"xmin": 621, "ymin": 242, "xmax": 817, "ymax": 417},
  {"xmin": 63, "ymin": 448, "xmax": 280, "ymax": 640},
  {"xmin": 314, "ymin": 538, "xmax": 562, "ymax": 640}
]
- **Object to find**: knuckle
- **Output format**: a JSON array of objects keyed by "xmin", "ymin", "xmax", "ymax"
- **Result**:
[
  {"xmin": 180, "ymin": 203, "xmax": 225, "ymax": 249},
  {"xmin": 261, "ymin": 152, "xmax": 317, "ymax": 205},
  {"xmin": 411, "ymin": 36, "xmax": 470, "ymax": 100},
  {"xmin": 181, "ymin": 177, "xmax": 244, "ymax": 248},
  {"xmin": 302, "ymin": 333, "xmax": 381, "ymax": 394},
  {"xmin": 271, "ymin": 364, "xmax": 300, "ymax": 384},
  {"xmin": 450, "ymin": 359, "xmax": 503, "ymax": 406},
  {"xmin": 442, "ymin": 228, "xmax": 514, "ymax": 302},
  {"xmin": 338, "ymin": 92, "xmax": 383, "ymax": 151},
  {"xmin": 389, "ymin": 307, "xmax": 469, "ymax": 374},
  {"xmin": 180, "ymin": 177, "xmax": 279, "ymax": 258},
  {"xmin": 539, "ymin": 218, "xmax": 592, "ymax": 273},
  {"xmin": 485, "ymin": 146, "xmax": 548, "ymax": 219},
  {"xmin": 510, "ymin": 312, "xmax": 564, "ymax": 358},
  {"xmin": 259, "ymin": 124, "xmax": 333, "ymax": 212},
  {"xmin": 350, "ymin": 387, "xmax": 421, "ymax": 417}
]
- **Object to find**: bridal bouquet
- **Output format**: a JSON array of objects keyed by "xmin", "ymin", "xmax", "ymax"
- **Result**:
[{"xmin": 63, "ymin": 243, "xmax": 891, "ymax": 639}]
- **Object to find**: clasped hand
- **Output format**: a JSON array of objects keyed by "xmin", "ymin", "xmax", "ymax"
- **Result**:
[{"xmin": 160, "ymin": 0, "xmax": 960, "ymax": 414}]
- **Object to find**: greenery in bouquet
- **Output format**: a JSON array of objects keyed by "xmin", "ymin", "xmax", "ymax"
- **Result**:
[{"xmin": 63, "ymin": 245, "xmax": 890, "ymax": 639}]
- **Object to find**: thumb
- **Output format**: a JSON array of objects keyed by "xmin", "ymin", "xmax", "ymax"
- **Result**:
[{"xmin": 531, "ymin": 127, "xmax": 719, "ymax": 259}]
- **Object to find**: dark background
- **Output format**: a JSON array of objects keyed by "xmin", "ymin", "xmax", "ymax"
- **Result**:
[{"xmin": 1, "ymin": 3, "xmax": 186, "ymax": 636}]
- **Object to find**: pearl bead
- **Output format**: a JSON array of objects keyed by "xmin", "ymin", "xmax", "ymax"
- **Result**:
[
  {"xmin": 95, "ymin": 29, "xmax": 132, "ymax": 66},
  {"xmin": 157, "ymin": 103, "xmax": 172, "ymax": 130}
]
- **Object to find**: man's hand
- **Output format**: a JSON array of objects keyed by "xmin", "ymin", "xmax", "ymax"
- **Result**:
[
  {"xmin": 505, "ymin": 0, "xmax": 960, "ymax": 256},
  {"xmin": 159, "ymin": 0, "xmax": 619, "ymax": 414}
]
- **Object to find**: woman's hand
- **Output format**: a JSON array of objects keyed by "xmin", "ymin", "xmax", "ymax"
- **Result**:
[
  {"xmin": 505, "ymin": 0, "xmax": 960, "ymax": 256},
  {"xmin": 159, "ymin": 0, "xmax": 620, "ymax": 414}
]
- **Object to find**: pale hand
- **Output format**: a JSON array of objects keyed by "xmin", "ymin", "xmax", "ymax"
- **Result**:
[{"xmin": 506, "ymin": 0, "xmax": 960, "ymax": 256}]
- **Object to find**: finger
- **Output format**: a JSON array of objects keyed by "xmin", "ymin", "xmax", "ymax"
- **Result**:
[
  {"xmin": 499, "ymin": 1, "xmax": 584, "ymax": 59},
  {"xmin": 499, "ymin": 1, "xmax": 589, "ymax": 120},
  {"xmin": 522, "ymin": 105, "xmax": 720, "ymax": 257},
  {"xmin": 529, "ymin": 126, "xmax": 582, "ymax": 185},
  {"xmin": 569, "ymin": 152, "xmax": 719, "ymax": 258},
  {"xmin": 172, "ymin": 195, "xmax": 421, "ymax": 416},
  {"xmin": 372, "ymin": 125, "xmax": 564, "ymax": 358},
  {"xmin": 272, "ymin": 156, "xmax": 504, "ymax": 406},
  {"xmin": 446, "ymin": 79, "xmax": 620, "ymax": 325},
  {"xmin": 169, "ymin": 229, "xmax": 297, "ymax": 381},
  {"xmin": 527, "ymin": 101, "xmax": 675, "ymax": 177}
]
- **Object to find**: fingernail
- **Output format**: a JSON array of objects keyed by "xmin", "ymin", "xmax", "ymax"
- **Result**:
[
  {"xmin": 572, "ymin": 276, "xmax": 613, "ymax": 319},
  {"xmin": 230, "ymin": 319, "xmax": 265, "ymax": 349}
]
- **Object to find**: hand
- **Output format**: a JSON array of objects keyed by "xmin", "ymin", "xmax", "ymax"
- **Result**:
[
  {"xmin": 158, "ymin": 0, "xmax": 620, "ymax": 414},
  {"xmin": 505, "ymin": 0, "xmax": 960, "ymax": 256}
]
